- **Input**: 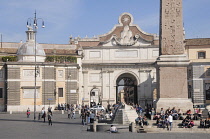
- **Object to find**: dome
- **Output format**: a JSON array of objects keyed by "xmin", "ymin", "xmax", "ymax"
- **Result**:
[{"xmin": 17, "ymin": 27, "xmax": 46, "ymax": 62}]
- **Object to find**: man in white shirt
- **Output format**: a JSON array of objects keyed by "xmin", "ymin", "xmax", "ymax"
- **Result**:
[
  {"xmin": 110, "ymin": 125, "xmax": 118, "ymax": 133},
  {"xmin": 168, "ymin": 114, "xmax": 173, "ymax": 131}
]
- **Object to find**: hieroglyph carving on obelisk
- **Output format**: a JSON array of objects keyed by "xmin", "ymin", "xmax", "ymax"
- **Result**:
[{"xmin": 160, "ymin": 0, "xmax": 185, "ymax": 55}]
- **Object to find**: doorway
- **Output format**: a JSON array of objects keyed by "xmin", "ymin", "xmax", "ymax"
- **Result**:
[{"xmin": 116, "ymin": 73, "xmax": 137, "ymax": 105}]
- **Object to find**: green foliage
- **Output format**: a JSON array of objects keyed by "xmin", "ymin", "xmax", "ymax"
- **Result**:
[
  {"xmin": 1, "ymin": 56, "xmax": 17, "ymax": 62},
  {"xmin": 45, "ymin": 56, "xmax": 77, "ymax": 63}
]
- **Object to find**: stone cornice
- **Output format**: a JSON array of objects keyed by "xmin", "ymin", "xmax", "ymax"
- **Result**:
[{"xmin": 82, "ymin": 45, "xmax": 159, "ymax": 49}]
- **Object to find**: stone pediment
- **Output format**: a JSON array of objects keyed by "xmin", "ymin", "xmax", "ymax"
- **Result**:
[{"xmin": 99, "ymin": 13, "xmax": 158, "ymax": 47}]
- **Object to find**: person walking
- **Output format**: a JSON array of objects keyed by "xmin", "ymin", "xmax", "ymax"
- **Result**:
[
  {"xmin": 81, "ymin": 112, "xmax": 86, "ymax": 127},
  {"xmin": 42, "ymin": 111, "xmax": 46, "ymax": 123},
  {"xmin": 48, "ymin": 112, "xmax": 53, "ymax": 126},
  {"xmin": 67, "ymin": 108, "xmax": 71, "ymax": 119},
  {"xmin": 26, "ymin": 108, "xmax": 30, "ymax": 118},
  {"xmin": 168, "ymin": 114, "xmax": 173, "ymax": 131}
]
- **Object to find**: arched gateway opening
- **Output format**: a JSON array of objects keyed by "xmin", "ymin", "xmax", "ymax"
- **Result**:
[{"xmin": 116, "ymin": 73, "xmax": 138, "ymax": 105}]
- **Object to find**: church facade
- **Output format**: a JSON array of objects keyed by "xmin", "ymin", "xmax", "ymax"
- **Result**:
[{"xmin": 0, "ymin": 12, "xmax": 210, "ymax": 112}]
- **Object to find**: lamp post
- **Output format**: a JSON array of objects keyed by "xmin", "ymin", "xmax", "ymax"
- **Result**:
[
  {"xmin": 27, "ymin": 11, "xmax": 45, "ymax": 121},
  {"xmin": 67, "ymin": 66, "xmax": 71, "ymax": 105}
]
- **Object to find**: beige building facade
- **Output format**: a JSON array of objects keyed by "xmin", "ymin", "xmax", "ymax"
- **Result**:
[{"xmin": 0, "ymin": 11, "xmax": 210, "ymax": 112}]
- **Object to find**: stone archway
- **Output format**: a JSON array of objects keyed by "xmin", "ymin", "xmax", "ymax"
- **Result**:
[{"xmin": 116, "ymin": 73, "xmax": 138, "ymax": 105}]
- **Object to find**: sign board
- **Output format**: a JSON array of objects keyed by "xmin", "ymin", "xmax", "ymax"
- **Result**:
[
  {"xmin": 70, "ymin": 90, "xmax": 76, "ymax": 93},
  {"xmin": 47, "ymin": 98, "xmax": 53, "ymax": 101}
]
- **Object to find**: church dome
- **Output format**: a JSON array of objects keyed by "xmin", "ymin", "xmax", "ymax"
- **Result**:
[{"xmin": 17, "ymin": 27, "xmax": 46, "ymax": 62}]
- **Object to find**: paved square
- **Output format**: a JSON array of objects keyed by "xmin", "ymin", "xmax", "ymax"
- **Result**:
[{"xmin": 0, "ymin": 113, "xmax": 210, "ymax": 139}]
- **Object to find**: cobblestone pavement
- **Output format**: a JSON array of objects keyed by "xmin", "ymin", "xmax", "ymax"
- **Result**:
[{"xmin": 0, "ymin": 113, "xmax": 210, "ymax": 139}]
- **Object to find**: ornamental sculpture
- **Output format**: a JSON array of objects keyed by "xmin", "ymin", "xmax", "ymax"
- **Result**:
[{"xmin": 113, "ymin": 14, "xmax": 140, "ymax": 46}]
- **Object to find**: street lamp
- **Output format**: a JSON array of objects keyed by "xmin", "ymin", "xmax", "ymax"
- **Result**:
[
  {"xmin": 27, "ymin": 11, "xmax": 45, "ymax": 121},
  {"xmin": 67, "ymin": 67, "xmax": 71, "ymax": 105}
]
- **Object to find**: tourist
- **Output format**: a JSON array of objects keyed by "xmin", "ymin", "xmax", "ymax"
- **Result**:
[
  {"xmin": 48, "ymin": 112, "xmax": 53, "ymax": 126},
  {"xmin": 168, "ymin": 114, "xmax": 173, "ymax": 131},
  {"xmin": 41, "ymin": 108, "xmax": 46, "ymax": 123},
  {"xmin": 177, "ymin": 109, "xmax": 183, "ymax": 120},
  {"xmin": 86, "ymin": 110, "xmax": 90, "ymax": 123},
  {"xmin": 71, "ymin": 108, "xmax": 76, "ymax": 119},
  {"xmin": 198, "ymin": 109, "xmax": 202, "ymax": 119},
  {"xmin": 160, "ymin": 108, "xmax": 165, "ymax": 119},
  {"xmin": 110, "ymin": 125, "xmax": 118, "ymax": 133},
  {"xmin": 188, "ymin": 120, "xmax": 194, "ymax": 128},
  {"xmin": 26, "ymin": 108, "xmax": 30, "ymax": 118},
  {"xmin": 182, "ymin": 118, "xmax": 188, "ymax": 128},
  {"xmin": 143, "ymin": 116, "xmax": 149, "ymax": 126},
  {"xmin": 165, "ymin": 117, "xmax": 169, "ymax": 130},
  {"xmin": 42, "ymin": 111, "xmax": 46, "ymax": 123},
  {"xmin": 200, "ymin": 119, "xmax": 205, "ymax": 128},
  {"xmin": 81, "ymin": 112, "xmax": 86, "ymax": 127},
  {"xmin": 90, "ymin": 112, "xmax": 95, "ymax": 123},
  {"xmin": 48, "ymin": 107, "xmax": 52, "ymax": 113},
  {"xmin": 151, "ymin": 108, "xmax": 155, "ymax": 120},
  {"xmin": 67, "ymin": 108, "xmax": 71, "ymax": 119},
  {"xmin": 135, "ymin": 115, "xmax": 143, "ymax": 127}
]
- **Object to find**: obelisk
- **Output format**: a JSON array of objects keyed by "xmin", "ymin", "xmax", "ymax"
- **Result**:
[{"xmin": 156, "ymin": 0, "xmax": 193, "ymax": 112}]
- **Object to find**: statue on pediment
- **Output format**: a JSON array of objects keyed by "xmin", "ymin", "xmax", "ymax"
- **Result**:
[{"xmin": 120, "ymin": 25, "xmax": 133, "ymax": 45}]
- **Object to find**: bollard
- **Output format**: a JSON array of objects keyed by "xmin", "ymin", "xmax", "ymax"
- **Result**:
[
  {"xmin": 93, "ymin": 121, "xmax": 97, "ymax": 132},
  {"xmin": 10, "ymin": 110, "xmax": 12, "ymax": 114},
  {"xmin": 62, "ymin": 110, "xmax": 64, "ymax": 114},
  {"xmin": 131, "ymin": 122, "xmax": 136, "ymax": 132}
]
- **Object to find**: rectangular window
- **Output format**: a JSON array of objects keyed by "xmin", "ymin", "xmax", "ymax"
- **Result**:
[
  {"xmin": 91, "ymin": 92, "xmax": 95, "ymax": 96},
  {"xmin": 198, "ymin": 52, "xmax": 206, "ymax": 59},
  {"xmin": 0, "ymin": 88, "xmax": 3, "ymax": 98},
  {"xmin": 58, "ymin": 88, "xmax": 63, "ymax": 97}
]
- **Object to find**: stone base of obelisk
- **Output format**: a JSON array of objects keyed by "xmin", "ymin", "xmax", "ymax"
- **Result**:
[
  {"xmin": 155, "ymin": 98, "xmax": 193, "ymax": 112},
  {"xmin": 155, "ymin": 55, "xmax": 193, "ymax": 112}
]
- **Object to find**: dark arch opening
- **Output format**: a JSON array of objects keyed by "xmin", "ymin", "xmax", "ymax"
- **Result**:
[{"xmin": 116, "ymin": 73, "xmax": 137, "ymax": 105}]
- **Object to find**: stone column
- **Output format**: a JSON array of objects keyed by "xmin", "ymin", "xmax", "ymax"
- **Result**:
[
  {"xmin": 156, "ymin": 0, "xmax": 193, "ymax": 112},
  {"xmin": 108, "ymin": 71, "xmax": 115, "ymax": 104},
  {"xmin": 82, "ymin": 71, "xmax": 89, "ymax": 105}
]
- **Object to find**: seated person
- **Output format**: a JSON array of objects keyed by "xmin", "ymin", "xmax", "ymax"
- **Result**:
[
  {"xmin": 205, "ymin": 118, "xmax": 210, "ymax": 128},
  {"xmin": 142, "ymin": 116, "xmax": 149, "ymax": 126},
  {"xmin": 186, "ymin": 114, "xmax": 192, "ymax": 120},
  {"xmin": 171, "ymin": 108, "xmax": 178, "ymax": 120},
  {"xmin": 186, "ymin": 109, "xmax": 192, "ymax": 115},
  {"xmin": 110, "ymin": 125, "xmax": 118, "ymax": 133},
  {"xmin": 177, "ymin": 109, "xmax": 184, "ymax": 120},
  {"xmin": 157, "ymin": 118, "xmax": 165, "ymax": 128},
  {"xmin": 200, "ymin": 119, "xmax": 205, "ymax": 128},
  {"xmin": 188, "ymin": 120, "xmax": 194, "ymax": 128},
  {"xmin": 198, "ymin": 109, "xmax": 202, "ymax": 119},
  {"xmin": 153, "ymin": 113, "xmax": 160, "ymax": 120},
  {"xmin": 182, "ymin": 118, "xmax": 190, "ymax": 128},
  {"xmin": 135, "ymin": 115, "xmax": 143, "ymax": 126}
]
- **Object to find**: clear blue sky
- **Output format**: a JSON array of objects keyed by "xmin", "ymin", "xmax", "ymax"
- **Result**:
[{"xmin": 0, "ymin": 0, "xmax": 210, "ymax": 44}]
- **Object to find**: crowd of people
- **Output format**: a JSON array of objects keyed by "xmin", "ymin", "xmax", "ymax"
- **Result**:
[{"xmin": 26, "ymin": 102, "xmax": 209, "ymax": 131}]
